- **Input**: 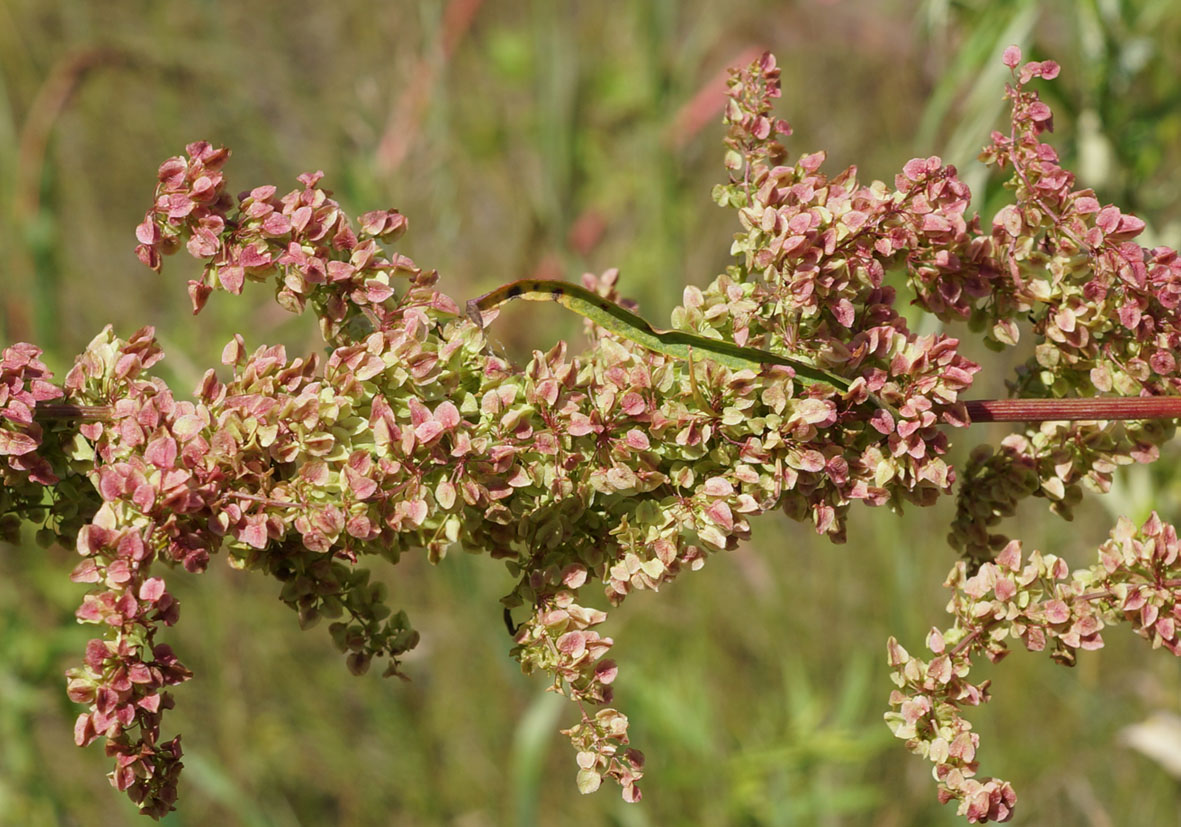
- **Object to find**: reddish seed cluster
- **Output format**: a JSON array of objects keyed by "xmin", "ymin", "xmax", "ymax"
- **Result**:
[
  {"xmin": 135, "ymin": 140, "xmax": 424, "ymax": 340},
  {"xmin": 0, "ymin": 343, "xmax": 63, "ymax": 491},
  {"xmin": 0, "ymin": 47, "xmax": 1179, "ymax": 822},
  {"xmin": 886, "ymin": 511, "xmax": 1180, "ymax": 823},
  {"xmin": 879, "ymin": 47, "xmax": 1181, "ymax": 821},
  {"xmin": 710, "ymin": 65, "xmax": 987, "ymax": 532},
  {"xmin": 936, "ymin": 49, "xmax": 1181, "ymax": 560}
]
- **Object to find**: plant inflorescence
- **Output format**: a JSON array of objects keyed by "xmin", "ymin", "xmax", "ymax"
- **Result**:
[{"xmin": 0, "ymin": 47, "xmax": 1178, "ymax": 822}]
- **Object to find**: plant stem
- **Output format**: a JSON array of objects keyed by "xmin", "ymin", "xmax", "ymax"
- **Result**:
[
  {"xmin": 34, "ymin": 404, "xmax": 111, "ymax": 422},
  {"xmin": 962, "ymin": 397, "xmax": 1181, "ymax": 422}
]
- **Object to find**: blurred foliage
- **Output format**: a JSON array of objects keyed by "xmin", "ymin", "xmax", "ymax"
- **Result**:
[
  {"xmin": 0, "ymin": 0, "xmax": 1179, "ymax": 824},
  {"xmin": 916, "ymin": 0, "xmax": 1181, "ymax": 240}
]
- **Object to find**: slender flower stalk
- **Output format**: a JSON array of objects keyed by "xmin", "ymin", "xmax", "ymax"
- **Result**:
[
  {"xmin": 961, "ymin": 397, "xmax": 1181, "ymax": 422},
  {"xmin": 34, "ymin": 404, "xmax": 112, "ymax": 421}
]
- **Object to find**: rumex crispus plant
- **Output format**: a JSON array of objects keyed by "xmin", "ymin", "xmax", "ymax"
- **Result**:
[{"xmin": 0, "ymin": 47, "xmax": 1178, "ymax": 822}]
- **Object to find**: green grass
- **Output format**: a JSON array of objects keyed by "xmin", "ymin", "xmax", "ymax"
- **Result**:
[{"xmin": 1, "ymin": 1, "xmax": 1180, "ymax": 824}]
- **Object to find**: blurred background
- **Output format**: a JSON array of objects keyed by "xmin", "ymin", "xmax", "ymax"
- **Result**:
[{"xmin": 2, "ymin": 0, "xmax": 1181, "ymax": 824}]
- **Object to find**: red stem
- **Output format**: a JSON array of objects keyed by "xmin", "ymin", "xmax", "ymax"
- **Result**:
[{"xmin": 962, "ymin": 397, "xmax": 1181, "ymax": 422}]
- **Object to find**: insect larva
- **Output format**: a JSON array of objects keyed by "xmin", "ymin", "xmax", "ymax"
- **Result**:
[{"xmin": 467, "ymin": 279, "xmax": 892, "ymax": 415}]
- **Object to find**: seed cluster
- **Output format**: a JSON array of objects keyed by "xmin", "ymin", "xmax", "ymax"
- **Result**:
[{"xmin": 0, "ymin": 48, "xmax": 1178, "ymax": 822}]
